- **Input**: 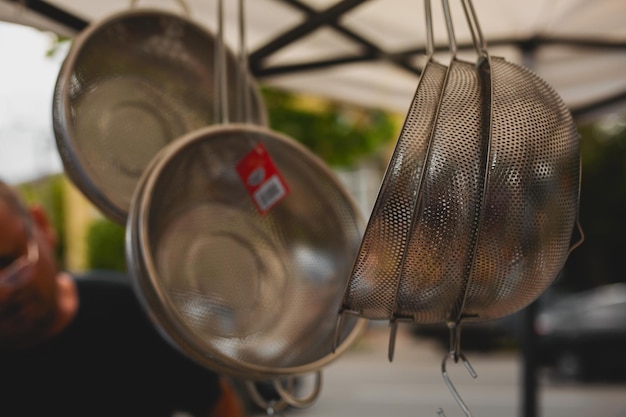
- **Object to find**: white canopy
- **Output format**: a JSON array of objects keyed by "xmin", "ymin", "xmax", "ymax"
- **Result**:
[{"xmin": 1, "ymin": 0, "xmax": 625, "ymax": 120}]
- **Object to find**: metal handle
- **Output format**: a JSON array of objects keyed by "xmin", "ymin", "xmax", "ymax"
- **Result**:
[
  {"xmin": 243, "ymin": 380, "xmax": 289, "ymax": 414},
  {"xmin": 424, "ymin": 0, "xmax": 435, "ymax": 57},
  {"xmin": 215, "ymin": 0, "xmax": 229, "ymax": 124},
  {"xmin": 237, "ymin": 0, "xmax": 252, "ymax": 124},
  {"xmin": 437, "ymin": 323, "xmax": 477, "ymax": 417},
  {"xmin": 272, "ymin": 371, "xmax": 323, "ymax": 408},
  {"xmin": 441, "ymin": 0, "xmax": 488, "ymax": 59},
  {"xmin": 460, "ymin": 0, "xmax": 488, "ymax": 57},
  {"xmin": 441, "ymin": 0, "xmax": 458, "ymax": 57}
]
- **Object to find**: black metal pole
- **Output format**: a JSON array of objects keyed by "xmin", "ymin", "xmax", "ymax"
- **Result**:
[{"xmin": 520, "ymin": 300, "xmax": 539, "ymax": 417}]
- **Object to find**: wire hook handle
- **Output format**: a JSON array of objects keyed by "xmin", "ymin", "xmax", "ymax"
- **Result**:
[
  {"xmin": 437, "ymin": 323, "xmax": 477, "ymax": 417},
  {"xmin": 438, "ymin": 351, "xmax": 477, "ymax": 417}
]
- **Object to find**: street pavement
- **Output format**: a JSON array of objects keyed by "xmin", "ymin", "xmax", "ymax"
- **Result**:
[{"xmin": 253, "ymin": 323, "xmax": 626, "ymax": 417}]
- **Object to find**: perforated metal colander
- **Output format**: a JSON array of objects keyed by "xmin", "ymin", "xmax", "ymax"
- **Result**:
[
  {"xmin": 53, "ymin": 8, "xmax": 267, "ymax": 225},
  {"xmin": 126, "ymin": 123, "xmax": 367, "ymax": 381},
  {"xmin": 339, "ymin": 0, "xmax": 581, "ymax": 332}
]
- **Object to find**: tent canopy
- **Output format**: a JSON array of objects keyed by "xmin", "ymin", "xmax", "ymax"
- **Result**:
[{"xmin": 1, "ymin": 0, "xmax": 625, "ymax": 120}]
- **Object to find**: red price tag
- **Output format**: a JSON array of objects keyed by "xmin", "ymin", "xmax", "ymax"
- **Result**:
[{"xmin": 236, "ymin": 143, "xmax": 290, "ymax": 215}]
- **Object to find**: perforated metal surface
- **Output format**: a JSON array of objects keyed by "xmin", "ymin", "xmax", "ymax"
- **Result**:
[
  {"xmin": 339, "ymin": 52, "xmax": 579, "ymax": 325},
  {"xmin": 127, "ymin": 124, "xmax": 366, "ymax": 379},
  {"xmin": 460, "ymin": 57, "xmax": 580, "ymax": 321},
  {"xmin": 53, "ymin": 9, "xmax": 267, "ymax": 224},
  {"xmin": 395, "ymin": 57, "xmax": 491, "ymax": 324},
  {"xmin": 340, "ymin": 60, "xmax": 447, "ymax": 320}
]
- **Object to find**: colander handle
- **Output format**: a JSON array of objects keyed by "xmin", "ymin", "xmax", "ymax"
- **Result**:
[
  {"xmin": 568, "ymin": 158, "xmax": 585, "ymax": 255},
  {"xmin": 425, "ymin": 0, "xmax": 435, "ymax": 57},
  {"xmin": 272, "ymin": 371, "xmax": 323, "ymax": 409},
  {"xmin": 129, "ymin": 0, "xmax": 191, "ymax": 16},
  {"xmin": 460, "ymin": 0, "xmax": 488, "ymax": 57},
  {"xmin": 441, "ymin": 0, "xmax": 488, "ymax": 59},
  {"xmin": 243, "ymin": 380, "xmax": 289, "ymax": 414}
]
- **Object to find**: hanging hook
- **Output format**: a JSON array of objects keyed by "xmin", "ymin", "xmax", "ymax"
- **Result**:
[{"xmin": 437, "ymin": 322, "xmax": 477, "ymax": 417}]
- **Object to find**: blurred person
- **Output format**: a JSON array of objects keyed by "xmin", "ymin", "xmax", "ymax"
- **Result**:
[{"xmin": 0, "ymin": 179, "xmax": 246, "ymax": 417}]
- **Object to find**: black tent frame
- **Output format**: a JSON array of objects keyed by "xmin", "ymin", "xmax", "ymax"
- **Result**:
[{"xmin": 7, "ymin": 0, "xmax": 626, "ymax": 118}]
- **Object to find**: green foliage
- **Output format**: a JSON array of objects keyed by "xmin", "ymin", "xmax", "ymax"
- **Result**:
[
  {"xmin": 85, "ymin": 218, "xmax": 127, "ymax": 272},
  {"xmin": 46, "ymin": 33, "xmax": 71, "ymax": 58},
  {"xmin": 262, "ymin": 87, "xmax": 398, "ymax": 167}
]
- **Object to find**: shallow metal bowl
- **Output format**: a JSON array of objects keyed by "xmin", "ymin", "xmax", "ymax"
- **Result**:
[
  {"xmin": 53, "ymin": 9, "xmax": 267, "ymax": 224},
  {"xmin": 126, "ymin": 123, "xmax": 367, "ymax": 379}
]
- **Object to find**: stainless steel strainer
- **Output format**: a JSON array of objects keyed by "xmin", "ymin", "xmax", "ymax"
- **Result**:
[
  {"xmin": 338, "ymin": 0, "xmax": 447, "ymax": 323},
  {"xmin": 338, "ymin": 0, "xmax": 581, "ymax": 351},
  {"xmin": 126, "ymin": 123, "xmax": 367, "ymax": 382},
  {"xmin": 52, "ymin": 7, "xmax": 267, "ymax": 225}
]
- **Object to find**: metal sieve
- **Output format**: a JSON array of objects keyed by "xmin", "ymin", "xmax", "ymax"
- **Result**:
[
  {"xmin": 338, "ymin": 0, "xmax": 447, "ymax": 322},
  {"xmin": 125, "ymin": 123, "xmax": 367, "ymax": 382},
  {"xmin": 338, "ymin": 0, "xmax": 581, "ymax": 353},
  {"xmin": 52, "ymin": 7, "xmax": 267, "ymax": 225}
]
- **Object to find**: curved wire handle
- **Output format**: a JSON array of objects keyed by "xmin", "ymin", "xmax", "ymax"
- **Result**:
[
  {"xmin": 272, "ymin": 371, "xmax": 323, "ymax": 408},
  {"xmin": 437, "ymin": 323, "xmax": 477, "ymax": 417},
  {"xmin": 568, "ymin": 156, "xmax": 585, "ymax": 255},
  {"xmin": 243, "ymin": 380, "xmax": 290, "ymax": 415}
]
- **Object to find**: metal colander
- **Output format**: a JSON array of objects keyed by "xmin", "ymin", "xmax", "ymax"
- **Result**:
[
  {"xmin": 126, "ymin": 123, "xmax": 367, "ymax": 381},
  {"xmin": 339, "ymin": 0, "xmax": 581, "ymax": 333},
  {"xmin": 53, "ymin": 8, "xmax": 267, "ymax": 225}
]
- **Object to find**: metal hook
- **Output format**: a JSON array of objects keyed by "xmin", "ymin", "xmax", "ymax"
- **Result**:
[{"xmin": 437, "ymin": 323, "xmax": 477, "ymax": 417}]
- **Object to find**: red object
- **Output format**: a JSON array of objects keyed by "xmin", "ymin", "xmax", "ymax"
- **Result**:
[{"xmin": 236, "ymin": 143, "xmax": 290, "ymax": 215}]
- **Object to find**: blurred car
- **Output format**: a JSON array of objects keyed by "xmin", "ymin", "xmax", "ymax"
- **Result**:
[{"xmin": 534, "ymin": 283, "xmax": 626, "ymax": 381}]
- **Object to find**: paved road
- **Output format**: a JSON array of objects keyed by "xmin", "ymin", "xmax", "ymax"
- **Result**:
[{"xmin": 253, "ymin": 324, "xmax": 626, "ymax": 417}]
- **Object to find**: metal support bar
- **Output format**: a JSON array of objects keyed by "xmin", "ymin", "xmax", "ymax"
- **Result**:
[
  {"xmin": 5, "ymin": 0, "xmax": 87, "ymax": 31},
  {"xmin": 248, "ymin": 0, "xmax": 369, "ymax": 66},
  {"xmin": 264, "ymin": 0, "xmax": 420, "ymax": 76}
]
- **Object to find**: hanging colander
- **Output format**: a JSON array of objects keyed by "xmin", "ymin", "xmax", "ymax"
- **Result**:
[
  {"xmin": 338, "ymin": 0, "xmax": 582, "ymax": 355},
  {"xmin": 126, "ymin": 122, "xmax": 367, "ymax": 384},
  {"xmin": 52, "ymin": 6, "xmax": 267, "ymax": 225}
]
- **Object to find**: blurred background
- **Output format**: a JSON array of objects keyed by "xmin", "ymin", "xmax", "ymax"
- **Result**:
[{"xmin": 1, "ymin": 6, "xmax": 625, "ymax": 416}]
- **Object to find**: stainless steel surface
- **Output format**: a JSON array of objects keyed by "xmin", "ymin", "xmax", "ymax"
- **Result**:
[
  {"xmin": 53, "ymin": 8, "xmax": 267, "ymax": 224},
  {"xmin": 126, "ymin": 123, "xmax": 367, "ymax": 380},
  {"xmin": 339, "ymin": 0, "xmax": 580, "ymax": 327},
  {"xmin": 340, "ymin": 0, "xmax": 447, "ymax": 321}
]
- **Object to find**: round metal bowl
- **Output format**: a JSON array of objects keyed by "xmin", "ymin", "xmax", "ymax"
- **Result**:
[
  {"xmin": 53, "ymin": 8, "xmax": 267, "ymax": 224},
  {"xmin": 126, "ymin": 123, "xmax": 367, "ymax": 379}
]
